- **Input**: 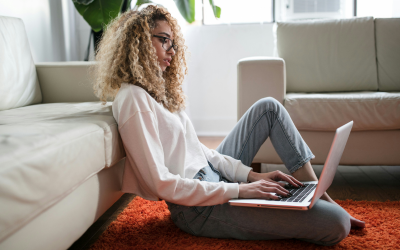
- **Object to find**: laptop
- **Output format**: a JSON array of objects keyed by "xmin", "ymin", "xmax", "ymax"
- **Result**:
[{"xmin": 229, "ymin": 121, "xmax": 353, "ymax": 211}]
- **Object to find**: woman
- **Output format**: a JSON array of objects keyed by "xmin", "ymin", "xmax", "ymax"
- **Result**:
[{"xmin": 92, "ymin": 5, "xmax": 364, "ymax": 246}]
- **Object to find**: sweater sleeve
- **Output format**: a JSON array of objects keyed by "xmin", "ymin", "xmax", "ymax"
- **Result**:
[
  {"xmin": 118, "ymin": 110, "xmax": 240, "ymax": 206},
  {"xmin": 200, "ymin": 143, "xmax": 252, "ymax": 183}
]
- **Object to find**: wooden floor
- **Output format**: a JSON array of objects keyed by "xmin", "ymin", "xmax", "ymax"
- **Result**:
[{"xmin": 68, "ymin": 136, "xmax": 400, "ymax": 250}]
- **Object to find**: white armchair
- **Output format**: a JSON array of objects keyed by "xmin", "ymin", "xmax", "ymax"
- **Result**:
[{"xmin": 237, "ymin": 17, "xmax": 400, "ymax": 170}]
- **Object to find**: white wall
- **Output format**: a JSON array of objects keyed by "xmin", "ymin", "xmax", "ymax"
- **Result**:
[
  {"xmin": 183, "ymin": 24, "xmax": 275, "ymax": 136},
  {"xmin": 0, "ymin": 0, "xmax": 275, "ymax": 136},
  {"xmin": 73, "ymin": 5, "xmax": 95, "ymax": 61},
  {"xmin": 0, "ymin": 0, "xmax": 56, "ymax": 62},
  {"xmin": 67, "ymin": 3, "xmax": 277, "ymax": 136},
  {"xmin": 0, "ymin": 0, "xmax": 82, "ymax": 62},
  {"xmin": 3, "ymin": 1, "xmax": 400, "ymax": 136}
]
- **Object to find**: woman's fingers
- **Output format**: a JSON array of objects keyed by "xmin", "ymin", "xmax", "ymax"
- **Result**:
[
  {"xmin": 275, "ymin": 181, "xmax": 286, "ymax": 187},
  {"xmin": 259, "ymin": 180, "xmax": 290, "ymax": 196},
  {"xmin": 257, "ymin": 190, "xmax": 281, "ymax": 200},
  {"xmin": 239, "ymin": 179, "xmax": 299, "ymax": 199},
  {"xmin": 290, "ymin": 175, "xmax": 304, "ymax": 186},
  {"xmin": 287, "ymin": 175, "xmax": 304, "ymax": 187},
  {"xmin": 275, "ymin": 171, "xmax": 304, "ymax": 187},
  {"xmin": 265, "ymin": 192, "xmax": 280, "ymax": 200}
]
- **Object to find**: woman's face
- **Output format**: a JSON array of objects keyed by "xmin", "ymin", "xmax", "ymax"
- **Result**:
[{"xmin": 151, "ymin": 20, "xmax": 176, "ymax": 72}]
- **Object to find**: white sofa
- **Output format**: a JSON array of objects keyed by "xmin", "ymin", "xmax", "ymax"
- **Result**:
[
  {"xmin": 0, "ymin": 16, "xmax": 126, "ymax": 249},
  {"xmin": 237, "ymin": 17, "xmax": 400, "ymax": 168}
]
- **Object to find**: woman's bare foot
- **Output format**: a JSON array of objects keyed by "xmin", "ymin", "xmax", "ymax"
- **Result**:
[
  {"xmin": 350, "ymin": 215, "xmax": 366, "ymax": 228},
  {"xmin": 321, "ymin": 192, "xmax": 365, "ymax": 228},
  {"xmin": 292, "ymin": 162, "xmax": 365, "ymax": 229}
]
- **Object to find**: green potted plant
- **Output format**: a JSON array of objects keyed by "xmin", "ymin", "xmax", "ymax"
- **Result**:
[{"xmin": 72, "ymin": 0, "xmax": 221, "ymax": 60}]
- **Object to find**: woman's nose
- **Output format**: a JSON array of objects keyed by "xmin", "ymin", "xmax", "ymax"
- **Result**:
[{"xmin": 167, "ymin": 47, "xmax": 175, "ymax": 56}]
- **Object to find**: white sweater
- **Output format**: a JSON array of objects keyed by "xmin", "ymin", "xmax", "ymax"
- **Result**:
[{"xmin": 112, "ymin": 83, "xmax": 252, "ymax": 206}]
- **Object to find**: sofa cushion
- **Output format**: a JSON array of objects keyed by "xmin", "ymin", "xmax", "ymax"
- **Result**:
[
  {"xmin": 284, "ymin": 92, "xmax": 400, "ymax": 131},
  {"xmin": 375, "ymin": 18, "xmax": 400, "ymax": 91},
  {"xmin": 276, "ymin": 17, "xmax": 378, "ymax": 92},
  {"xmin": 0, "ymin": 102, "xmax": 124, "ymax": 168},
  {"xmin": 0, "ymin": 16, "xmax": 42, "ymax": 111},
  {"xmin": 0, "ymin": 102, "xmax": 125, "ymax": 242}
]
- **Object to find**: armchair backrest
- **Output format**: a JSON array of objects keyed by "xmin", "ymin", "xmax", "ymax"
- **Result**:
[
  {"xmin": 0, "ymin": 16, "xmax": 42, "ymax": 111},
  {"xmin": 276, "ymin": 17, "xmax": 378, "ymax": 93},
  {"xmin": 375, "ymin": 18, "xmax": 400, "ymax": 91}
]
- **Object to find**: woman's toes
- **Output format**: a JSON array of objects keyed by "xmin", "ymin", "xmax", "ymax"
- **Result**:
[{"xmin": 350, "ymin": 216, "xmax": 365, "ymax": 228}]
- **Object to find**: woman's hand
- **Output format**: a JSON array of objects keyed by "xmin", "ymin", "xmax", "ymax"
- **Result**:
[
  {"xmin": 238, "ymin": 170, "xmax": 305, "ymax": 200},
  {"xmin": 238, "ymin": 179, "xmax": 291, "ymax": 199},
  {"xmin": 248, "ymin": 170, "xmax": 304, "ymax": 188}
]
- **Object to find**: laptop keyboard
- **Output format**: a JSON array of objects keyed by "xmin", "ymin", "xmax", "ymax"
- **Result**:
[{"xmin": 278, "ymin": 184, "xmax": 317, "ymax": 202}]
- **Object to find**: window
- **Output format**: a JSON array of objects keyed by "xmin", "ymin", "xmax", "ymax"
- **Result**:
[
  {"xmin": 203, "ymin": 0, "xmax": 273, "ymax": 25},
  {"xmin": 137, "ymin": 0, "xmax": 400, "ymax": 27},
  {"xmin": 275, "ymin": 0, "xmax": 354, "ymax": 21},
  {"xmin": 356, "ymin": 0, "xmax": 400, "ymax": 18},
  {"xmin": 135, "ymin": 0, "xmax": 203, "ymax": 27}
]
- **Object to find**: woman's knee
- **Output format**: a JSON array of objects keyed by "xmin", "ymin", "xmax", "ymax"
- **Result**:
[
  {"xmin": 253, "ymin": 97, "xmax": 281, "ymax": 111},
  {"xmin": 318, "ymin": 204, "xmax": 351, "ymax": 246},
  {"xmin": 256, "ymin": 97, "xmax": 280, "ymax": 105}
]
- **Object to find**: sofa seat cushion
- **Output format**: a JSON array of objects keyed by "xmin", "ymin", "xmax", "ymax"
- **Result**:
[
  {"xmin": 284, "ymin": 92, "xmax": 400, "ymax": 131},
  {"xmin": 0, "ymin": 102, "xmax": 124, "ymax": 167},
  {"xmin": 0, "ymin": 102, "xmax": 125, "ymax": 242}
]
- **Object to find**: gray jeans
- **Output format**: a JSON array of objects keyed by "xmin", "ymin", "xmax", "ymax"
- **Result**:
[{"xmin": 166, "ymin": 97, "xmax": 351, "ymax": 246}]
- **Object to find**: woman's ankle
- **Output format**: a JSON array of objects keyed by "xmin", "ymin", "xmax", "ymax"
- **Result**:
[
  {"xmin": 321, "ymin": 192, "xmax": 338, "ymax": 205},
  {"xmin": 292, "ymin": 161, "xmax": 318, "ymax": 182}
]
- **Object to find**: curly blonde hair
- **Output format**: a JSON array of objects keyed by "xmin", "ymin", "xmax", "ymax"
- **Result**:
[{"xmin": 92, "ymin": 5, "xmax": 187, "ymax": 113}]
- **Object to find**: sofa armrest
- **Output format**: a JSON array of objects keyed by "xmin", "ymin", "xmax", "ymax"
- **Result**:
[
  {"xmin": 237, "ymin": 57, "xmax": 286, "ymax": 121},
  {"xmin": 36, "ymin": 62, "xmax": 100, "ymax": 103}
]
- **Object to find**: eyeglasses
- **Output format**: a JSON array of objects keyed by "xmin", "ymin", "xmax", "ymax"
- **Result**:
[{"xmin": 152, "ymin": 35, "xmax": 178, "ymax": 52}]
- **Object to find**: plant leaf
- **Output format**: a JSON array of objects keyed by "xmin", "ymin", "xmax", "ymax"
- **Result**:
[
  {"xmin": 132, "ymin": 0, "xmax": 153, "ymax": 11},
  {"xmin": 73, "ymin": 0, "xmax": 125, "ymax": 32},
  {"xmin": 121, "ymin": 0, "xmax": 133, "ymax": 12},
  {"xmin": 72, "ymin": 0, "xmax": 95, "ymax": 5},
  {"xmin": 209, "ymin": 0, "xmax": 221, "ymax": 18},
  {"xmin": 136, "ymin": 0, "xmax": 153, "ymax": 5},
  {"xmin": 173, "ymin": 0, "xmax": 195, "ymax": 23}
]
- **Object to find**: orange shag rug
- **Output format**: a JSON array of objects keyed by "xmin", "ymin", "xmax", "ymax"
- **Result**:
[{"xmin": 90, "ymin": 197, "xmax": 400, "ymax": 250}]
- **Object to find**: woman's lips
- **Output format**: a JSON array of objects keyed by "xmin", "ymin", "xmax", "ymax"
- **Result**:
[{"xmin": 163, "ymin": 59, "xmax": 170, "ymax": 66}]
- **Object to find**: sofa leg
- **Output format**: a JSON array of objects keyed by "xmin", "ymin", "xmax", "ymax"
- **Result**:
[{"xmin": 250, "ymin": 163, "xmax": 262, "ymax": 173}]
